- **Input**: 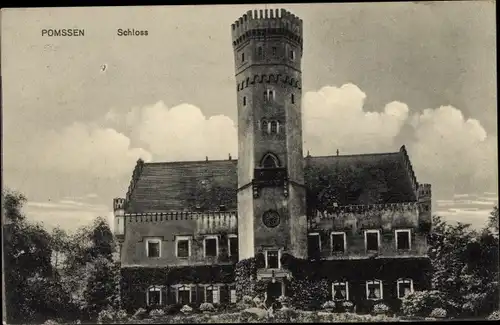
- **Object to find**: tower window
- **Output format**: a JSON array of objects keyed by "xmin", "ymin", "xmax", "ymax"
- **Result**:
[
  {"xmin": 257, "ymin": 46, "xmax": 263, "ymax": 59},
  {"xmin": 241, "ymin": 52, "xmax": 245, "ymax": 62},
  {"xmin": 261, "ymin": 120, "xmax": 268, "ymax": 134},
  {"xmin": 243, "ymin": 96, "xmax": 246, "ymax": 106},
  {"xmin": 261, "ymin": 153, "xmax": 280, "ymax": 168},
  {"xmin": 272, "ymin": 47, "xmax": 277, "ymax": 56},
  {"xmin": 289, "ymin": 49, "xmax": 295, "ymax": 61},
  {"xmin": 264, "ymin": 89, "xmax": 275, "ymax": 102},
  {"xmin": 270, "ymin": 121, "xmax": 277, "ymax": 134},
  {"xmin": 291, "ymin": 93, "xmax": 295, "ymax": 104}
]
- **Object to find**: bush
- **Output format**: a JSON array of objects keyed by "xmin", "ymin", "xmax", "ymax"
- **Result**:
[
  {"xmin": 131, "ymin": 307, "xmax": 147, "ymax": 320},
  {"xmin": 321, "ymin": 300, "xmax": 336, "ymax": 310},
  {"xmin": 373, "ymin": 303, "xmax": 390, "ymax": 315},
  {"xmin": 97, "ymin": 308, "xmax": 128, "ymax": 324},
  {"xmin": 487, "ymin": 310, "xmax": 500, "ymax": 320},
  {"xmin": 429, "ymin": 308, "xmax": 447, "ymax": 318},
  {"xmin": 289, "ymin": 278, "xmax": 330, "ymax": 310},
  {"xmin": 401, "ymin": 290, "xmax": 445, "ymax": 317},
  {"xmin": 342, "ymin": 301, "xmax": 354, "ymax": 311},
  {"xmin": 180, "ymin": 304, "xmax": 193, "ymax": 314},
  {"xmin": 273, "ymin": 308, "xmax": 299, "ymax": 323},
  {"xmin": 149, "ymin": 308, "xmax": 165, "ymax": 319},
  {"xmin": 199, "ymin": 302, "xmax": 215, "ymax": 312},
  {"xmin": 277, "ymin": 295, "xmax": 291, "ymax": 305},
  {"xmin": 239, "ymin": 307, "xmax": 268, "ymax": 322},
  {"xmin": 164, "ymin": 304, "xmax": 183, "ymax": 315}
]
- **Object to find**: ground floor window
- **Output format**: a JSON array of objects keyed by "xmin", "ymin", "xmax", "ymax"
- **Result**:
[
  {"xmin": 147, "ymin": 286, "xmax": 163, "ymax": 306},
  {"xmin": 230, "ymin": 288, "xmax": 237, "ymax": 303},
  {"xmin": 265, "ymin": 250, "xmax": 280, "ymax": 269},
  {"xmin": 177, "ymin": 285, "xmax": 191, "ymax": 304},
  {"xmin": 205, "ymin": 285, "xmax": 220, "ymax": 304},
  {"xmin": 397, "ymin": 278, "xmax": 414, "ymax": 299},
  {"xmin": 366, "ymin": 280, "xmax": 383, "ymax": 300},
  {"xmin": 332, "ymin": 281, "xmax": 349, "ymax": 301}
]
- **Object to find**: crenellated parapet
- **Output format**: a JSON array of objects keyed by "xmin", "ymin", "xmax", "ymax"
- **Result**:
[
  {"xmin": 113, "ymin": 198, "xmax": 126, "ymax": 212},
  {"xmin": 237, "ymin": 74, "xmax": 301, "ymax": 91},
  {"xmin": 399, "ymin": 145, "xmax": 418, "ymax": 200},
  {"xmin": 125, "ymin": 158, "xmax": 145, "ymax": 206},
  {"xmin": 312, "ymin": 202, "xmax": 419, "ymax": 218},
  {"xmin": 231, "ymin": 9, "xmax": 303, "ymax": 49},
  {"xmin": 124, "ymin": 210, "xmax": 237, "ymax": 225}
]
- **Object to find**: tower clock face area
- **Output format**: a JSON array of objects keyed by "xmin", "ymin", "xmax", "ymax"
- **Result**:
[{"xmin": 262, "ymin": 210, "xmax": 280, "ymax": 228}]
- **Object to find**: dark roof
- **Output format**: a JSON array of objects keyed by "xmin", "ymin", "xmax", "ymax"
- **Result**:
[{"xmin": 124, "ymin": 147, "xmax": 419, "ymax": 213}]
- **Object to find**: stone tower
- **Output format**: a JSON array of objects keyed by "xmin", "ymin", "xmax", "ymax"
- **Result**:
[{"xmin": 231, "ymin": 9, "xmax": 307, "ymax": 262}]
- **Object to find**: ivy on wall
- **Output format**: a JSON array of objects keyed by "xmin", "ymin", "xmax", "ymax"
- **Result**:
[{"xmin": 234, "ymin": 257, "xmax": 257, "ymax": 300}]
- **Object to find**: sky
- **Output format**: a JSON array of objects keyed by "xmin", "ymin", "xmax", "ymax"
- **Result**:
[{"xmin": 1, "ymin": 2, "xmax": 497, "ymax": 233}]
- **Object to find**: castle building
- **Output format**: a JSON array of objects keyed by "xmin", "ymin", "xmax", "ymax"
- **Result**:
[{"xmin": 113, "ymin": 8, "xmax": 432, "ymax": 312}]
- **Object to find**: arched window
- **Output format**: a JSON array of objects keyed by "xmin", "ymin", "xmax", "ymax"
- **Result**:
[
  {"xmin": 397, "ymin": 279, "xmax": 414, "ymax": 299},
  {"xmin": 261, "ymin": 153, "xmax": 280, "ymax": 168},
  {"xmin": 270, "ymin": 121, "xmax": 277, "ymax": 134},
  {"xmin": 262, "ymin": 120, "xmax": 268, "ymax": 134},
  {"xmin": 147, "ymin": 286, "xmax": 163, "ymax": 306},
  {"xmin": 366, "ymin": 280, "xmax": 383, "ymax": 300},
  {"xmin": 332, "ymin": 281, "xmax": 349, "ymax": 301}
]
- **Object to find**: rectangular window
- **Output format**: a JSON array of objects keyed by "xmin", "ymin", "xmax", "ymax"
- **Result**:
[
  {"xmin": 307, "ymin": 233, "xmax": 321, "ymax": 258},
  {"xmin": 396, "ymin": 229, "xmax": 411, "ymax": 250},
  {"xmin": 365, "ymin": 230, "xmax": 380, "ymax": 252},
  {"xmin": 146, "ymin": 238, "xmax": 161, "ymax": 258},
  {"xmin": 332, "ymin": 282, "xmax": 349, "ymax": 301},
  {"xmin": 397, "ymin": 279, "xmax": 414, "ymax": 299},
  {"xmin": 291, "ymin": 93, "xmax": 295, "ymax": 104},
  {"xmin": 366, "ymin": 280, "xmax": 383, "ymax": 300},
  {"xmin": 257, "ymin": 46, "xmax": 263, "ymax": 59},
  {"xmin": 176, "ymin": 236, "xmax": 191, "ymax": 258},
  {"xmin": 264, "ymin": 89, "xmax": 274, "ymax": 102},
  {"xmin": 230, "ymin": 289, "xmax": 237, "ymax": 303},
  {"xmin": 228, "ymin": 235, "xmax": 238, "ymax": 257},
  {"xmin": 266, "ymin": 250, "xmax": 280, "ymax": 269},
  {"xmin": 241, "ymin": 52, "xmax": 245, "ymax": 62},
  {"xmin": 272, "ymin": 47, "xmax": 277, "ymax": 56},
  {"xmin": 243, "ymin": 96, "xmax": 246, "ymax": 106},
  {"xmin": 289, "ymin": 50, "xmax": 295, "ymax": 60},
  {"xmin": 331, "ymin": 232, "xmax": 346, "ymax": 253},
  {"xmin": 147, "ymin": 286, "xmax": 162, "ymax": 306},
  {"xmin": 204, "ymin": 236, "xmax": 218, "ymax": 257},
  {"xmin": 177, "ymin": 285, "xmax": 191, "ymax": 304},
  {"xmin": 205, "ymin": 285, "xmax": 220, "ymax": 304}
]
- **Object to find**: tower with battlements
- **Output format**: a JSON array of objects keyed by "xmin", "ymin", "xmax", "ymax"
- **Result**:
[{"xmin": 232, "ymin": 9, "xmax": 308, "ymax": 265}]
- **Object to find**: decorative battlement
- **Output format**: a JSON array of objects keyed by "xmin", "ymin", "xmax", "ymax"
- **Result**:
[
  {"xmin": 231, "ymin": 9, "xmax": 303, "ymax": 47},
  {"xmin": 237, "ymin": 74, "xmax": 301, "ymax": 91},
  {"xmin": 124, "ymin": 210, "xmax": 237, "ymax": 223},
  {"xmin": 313, "ymin": 202, "xmax": 420, "ymax": 219},
  {"xmin": 418, "ymin": 184, "xmax": 432, "ymax": 199},
  {"xmin": 114, "ymin": 198, "xmax": 126, "ymax": 211},
  {"xmin": 399, "ymin": 145, "xmax": 419, "ymax": 199}
]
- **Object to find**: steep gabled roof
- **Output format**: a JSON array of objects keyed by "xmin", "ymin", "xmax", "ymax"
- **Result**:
[{"xmin": 124, "ymin": 146, "xmax": 419, "ymax": 213}]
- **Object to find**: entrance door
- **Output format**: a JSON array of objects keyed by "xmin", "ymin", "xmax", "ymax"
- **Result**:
[{"xmin": 266, "ymin": 282, "xmax": 282, "ymax": 308}]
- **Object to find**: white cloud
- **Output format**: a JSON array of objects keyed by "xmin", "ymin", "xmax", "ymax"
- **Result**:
[
  {"xmin": 126, "ymin": 101, "xmax": 238, "ymax": 161},
  {"xmin": 21, "ymin": 122, "xmax": 151, "ymax": 178},
  {"xmin": 302, "ymin": 83, "xmax": 409, "ymax": 155}
]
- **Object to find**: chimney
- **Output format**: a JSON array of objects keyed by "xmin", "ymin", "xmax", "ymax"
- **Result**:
[
  {"xmin": 228, "ymin": 153, "xmax": 232, "ymax": 160},
  {"xmin": 205, "ymin": 156, "xmax": 208, "ymax": 162},
  {"xmin": 336, "ymin": 149, "xmax": 339, "ymax": 156}
]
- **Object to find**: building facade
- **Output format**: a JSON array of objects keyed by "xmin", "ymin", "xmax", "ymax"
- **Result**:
[{"xmin": 114, "ymin": 8, "xmax": 432, "ymax": 312}]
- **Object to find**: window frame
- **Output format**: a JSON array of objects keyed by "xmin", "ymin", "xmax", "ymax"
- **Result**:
[
  {"xmin": 230, "ymin": 288, "xmax": 237, "ymax": 303},
  {"xmin": 203, "ymin": 235, "xmax": 219, "ymax": 258},
  {"xmin": 331, "ymin": 231, "xmax": 347, "ymax": 253},
  {"xmin": 175, "ymin": 235, "xmax": 192, "ymax": 258},
  {"xmin": 308, "ymin": 232, "xmax": 322, "ymax": 252},
  {"xmin": 364, "ymin": 229, "xmax": 381, "ymax": 252},
  {"xmin": 332, "ymin": 281, "xmax": 349, "ymax": 301},
  {"xmin": 291, "ymin": 93, "xmax": 295, "ymax": 104},
  {"xmin": 289, "ymin": 49, "xmax": 296, "ymax": 61},
  {"xmin": 146, "ymin": 285, "xmax": 163, "ymax": 306},
  {"xmin": 243, "ymin": 96, "xmax": 246, "ymax": 106},
  {"xmin": 205, "ymin": 285, "xmax": 220, "ymax": 304},
  {"xmin": 241, "ymin": 52, "xmax": 245, "ymax": 62},
  {"xmin": 265, "ymin": 249, "xmax": 281, "ymax": 269},
  {"xmin": 366, "ymin": 280, "xmax": 383, "ymax": 301},
  {"xmin": 177, "ymin": 284, "xmax": 192, "ymax": 304},
  {"xmin": 145, "ymin": 237, "xmax": 162, "ymax": 258},
  {"xmin": 396, "ymin": 278, "xmax": 414, "ymax": 299},
  {"xmin": 395, "ymin": 229, "xmax": 412, "ymax": 250},
  {"xmin": 228, "ymin": 234, "xmax": 238, "ymax": 257}
]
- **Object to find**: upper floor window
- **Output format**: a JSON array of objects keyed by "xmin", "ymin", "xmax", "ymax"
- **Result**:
[
  {"xmin": 228, "ymin": 234, "xmax": 238, "ymax": 257},
  {"xmin": 331, "ymin": 232, "xmax": 346, "ymax": 253},
  {"xmin": 291, "ymin": 93, "xmax": 295, "ymax": 104},
  {"xmin": 397, "ymin": 279, "xmax": 414, "ymax": 299},
  {"xmin": 308, "ymin": 233, "xmax": 321, "ymax": 258},
  {"xmin": 270, "ymin": 121, "xmax": 278, "ymax": 134},
  {"xmin": 243, "ymin": 96, "xmax": 246, "ymax": 106},
  {"xmin": 332, "ymin": 281, "xmax": 349, "ymax": 301},
  {"xmin": 147, "ymin": 286, "xmax": 163, "ymax": 306},
  {"xmin": 264, "ymin": 89, "xmax": 275, "ymax": 102},
  {"xmin": 261, "ymin": 120, "xmax": 269, "ymax": 134},
  {"xmin": 366, "ymin": 280, "xmax": 383, "ymax": 300},
  {"xmin": 364, "ymin": 230, "xmax": 380, "ymax": 252},
  {"xmin": 204, "ymin": 235, "xmax": 219, "ymax": 257},
  {"xmin": 261, "ymin": 153, "xmax": 280, "ymax": 168},
  {"xmin": 395, "ymin": 229, "xmax": 411, "ymax": 250},
  {"xmin": 272, "ymin": 47, "xmax": 277, "ymax": 56},
  {"xmin": 205, "ymin": 285, "xmax": 220, "ymax": 304},
  {"xmin": 146, "ymin": 238, "xmax": 161, "ymax": 258},
  {"xmin": 289, "ymin": 49, "xmax": 296, "ymax": 61},
  {"xmin": 175, "ymin": 236, "xmax": 191, "ymax": 258},
  {"xmin": 241, "ymin": 52, "xmax": 245, "ymax": 62},
  {"xmin": 265, "ymin": 249, "xmax": 280, "ymax": 269},
  {"xmin": 257, "ymin": 46, "xmax": 263, "ymax": 59}
]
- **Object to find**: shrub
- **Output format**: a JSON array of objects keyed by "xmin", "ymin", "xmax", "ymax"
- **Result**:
[
  {"xmin": 321, "ymin": 300, "xmax": 336, "ymax": 310},
  {"xmin": 273, "ymin": 308, "xmax": 299, "ymax": 323},
  {"xmin": 97, "ymin": 308, "xmax": 128, "ymax": 324},
  {"xmin": 131, "ymin": 307, "xmax": 147, "ymax": 320},
  {"xmin": 487, "ymin": 310, "xmax": 500, "ymax": 320},
  {"xmin": 199, "ymin": 302, "xmax": 215, "ymax": 312},
  {"xmin": 148, "ymin": 308, "xmax": 165, "ymax": 319},
  {"xmin": 289, "ymin": 278, "xmax": 330, "ymax": 310},
  {"xmin": 180, "ymin": 304, "xmax": 193, "ymax": 314},
  {"xmin": 373, "ymin": 303, "xmax": 390, "ymax": 315},
  {"xmin": 429, "ymin": 308, "xmax": 447, "ymax": 318},
  {"xmin": 342, "ymin": 301, "xmax": 354, "ymax": 311},
  {"xmin": 43, "ymin": 320, "xmax": 59, "ymax": 325},
  {"xmin": 401, "ymin": 290, "xmax": 445, "ymax": 317},
  {"xmin": 164, "ymin": 304, "xmax": 183, "ymax": 315},
  {"xmin": 239, "ymin": 307, "xmax": 268, "ymax": 322},
  {"xmin": 277, "ymin": 295, "xmax": 291, "ymax": 305}
]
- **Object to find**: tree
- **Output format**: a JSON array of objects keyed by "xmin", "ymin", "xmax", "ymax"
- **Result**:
[{"xmin": 487, "ymin": 206, "xmax": 499, "ymax": 235}]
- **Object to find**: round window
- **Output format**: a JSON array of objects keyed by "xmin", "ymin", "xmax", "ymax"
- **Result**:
[{"xmin": 262, "ymin": 210, "xmax": 280, "ymax": 228}]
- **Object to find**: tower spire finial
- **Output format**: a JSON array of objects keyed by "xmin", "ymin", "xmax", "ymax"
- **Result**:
[{"xmin": 336, "ymin": 149, "xmax": 339, "ymax": 156}]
